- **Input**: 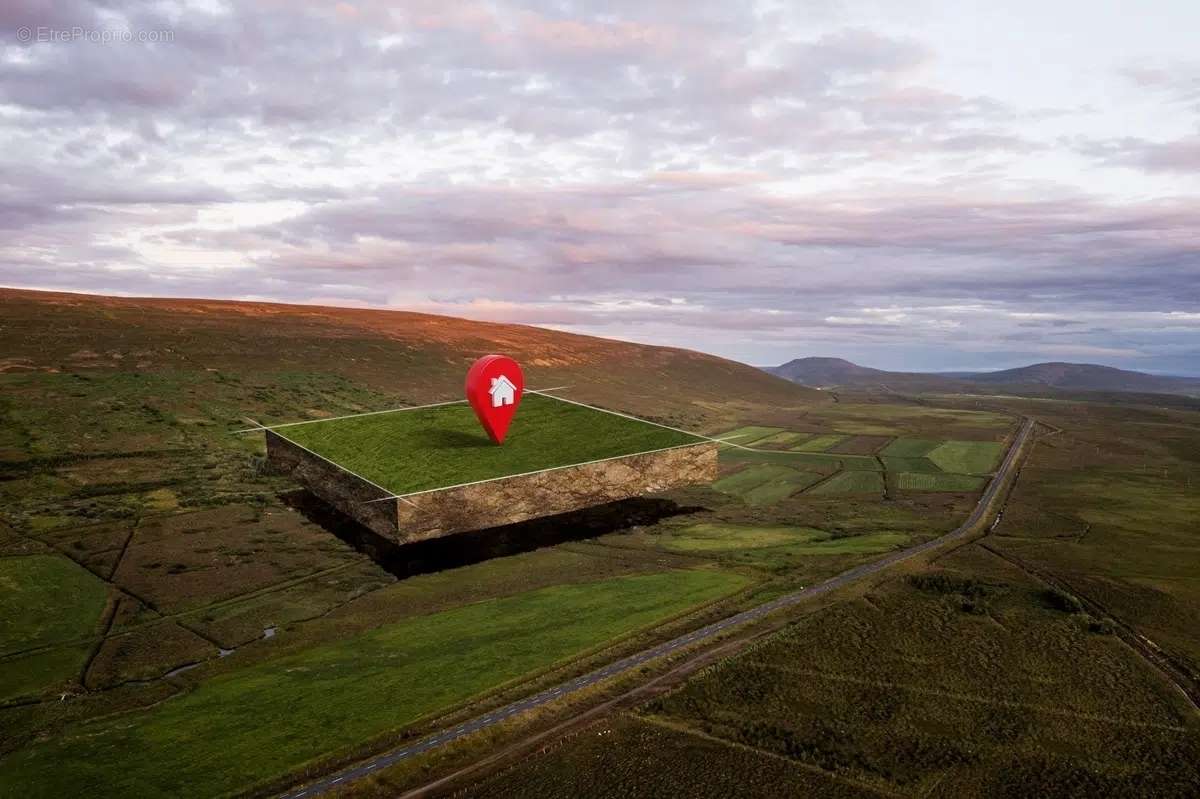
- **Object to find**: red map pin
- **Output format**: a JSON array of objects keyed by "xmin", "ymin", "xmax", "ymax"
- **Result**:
[{"xmin": 465, "ymin": 354, "xmax": 524, "ymax": 444}]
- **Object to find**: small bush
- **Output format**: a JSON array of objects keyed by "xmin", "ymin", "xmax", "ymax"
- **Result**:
[
  {"xmin": 909, "ymin": 573, "xmax": 991, "ymax": 598},
  {"xmin": 960, "ymin": 597, "xmax": 991, "ymax": 615},
  {"xmin": 1082, "ymin": 614, "xmax": 1115, "ymax": 634},
  {"xmin": 1042, "ymin": 588, "xmax": 1083, "ymax": 614}
]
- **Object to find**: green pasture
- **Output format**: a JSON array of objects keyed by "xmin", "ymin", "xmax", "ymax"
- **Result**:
[
  {"xmin": 0, "ymin": 569, "xmax": 748, "ymax": 799},
  {"xmin": 712, "ymin": 465, "xmax": 823, "ymax": 506},
  {"xmin": 809, "ymin": 471, "xmax": 885, "ymax": 495},
  {"xmin": 927, "ymin": 440, "xmax": 1004, "ymax": 474},
  {"xmin": 894, "ymin": 472, "xmax": 987, "ymax": 492}
]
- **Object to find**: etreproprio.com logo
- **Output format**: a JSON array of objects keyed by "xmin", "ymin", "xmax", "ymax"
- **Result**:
[{"xmin": 16, "ymin": 26, "xmax": 176, "ymax": 44}]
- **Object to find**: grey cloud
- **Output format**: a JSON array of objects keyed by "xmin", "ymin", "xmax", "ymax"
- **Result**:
[
  {"xmin": 1078, "ymin": 135, "xmax": 1200, "ymax": 173},
  {"xmin": 0, "ymin": 0, "xmax": 1195, "ymax": 374}
]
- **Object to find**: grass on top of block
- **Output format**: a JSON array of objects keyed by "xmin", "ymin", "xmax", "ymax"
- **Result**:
[{"xmin": 274, "ymin": 393, "xmax": 704, "ymax": 495}]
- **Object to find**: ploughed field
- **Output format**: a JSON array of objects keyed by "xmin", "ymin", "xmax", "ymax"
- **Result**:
[{"xmin": 274, "ymin": 392, "xmax": 703, "ymax": 495}]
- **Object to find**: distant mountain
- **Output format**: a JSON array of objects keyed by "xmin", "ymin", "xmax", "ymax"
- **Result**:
[
  {"xmin": 962, "ymin": 362, "xmax": 1199, "ymax": 394},
  {"xmin": 765, "ymin": 357, "xmax": 1200, "ymax": 397},
  {"xmin": 766, "ymin": 357, "xmax": 888, "ymax": 385}
]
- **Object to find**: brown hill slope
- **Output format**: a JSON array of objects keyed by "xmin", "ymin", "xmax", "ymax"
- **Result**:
[{"xmin": 0, "ymin": 288, "xmax": 823, "ymax": 430}]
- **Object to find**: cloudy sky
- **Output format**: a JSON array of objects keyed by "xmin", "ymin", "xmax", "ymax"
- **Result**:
[{"xmin": 2, "ymin": 0, "xmax": 1198, "ymax": 373}]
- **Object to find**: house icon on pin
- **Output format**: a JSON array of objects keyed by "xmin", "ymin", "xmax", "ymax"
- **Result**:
[{"xmin": 489, "ymin": 375, "xmax": 517, "ymax": 407}]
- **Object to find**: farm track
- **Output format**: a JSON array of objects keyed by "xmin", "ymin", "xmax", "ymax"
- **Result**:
[{"xmin": 277, "ymin": 418, "xmax": 1035, "ymax": 799}]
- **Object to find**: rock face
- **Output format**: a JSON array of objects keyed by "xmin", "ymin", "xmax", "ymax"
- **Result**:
[{"xmin": 266, "ymin": 431, "xmax": 717, "ymax": 543}]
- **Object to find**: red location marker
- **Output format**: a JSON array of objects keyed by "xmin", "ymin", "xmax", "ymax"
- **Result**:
[{"xmin": 465, "ymin": 354, "xmax": 524, "ymax": 444}]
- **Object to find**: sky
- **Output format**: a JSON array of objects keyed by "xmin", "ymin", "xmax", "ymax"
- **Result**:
[{"xmin": 2, "ymin": 1, "xmax": 1198, "ymax": 374}]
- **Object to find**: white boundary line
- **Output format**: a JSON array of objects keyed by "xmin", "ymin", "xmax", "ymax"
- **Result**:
[
  {"xmin": 375, "ymin": 440, "xmax": 710, "ymax": 502},
  {"xmin": 233, "ymin": 399, "xmax": 466, "ymax": 434},
  {"xmin": 524, "ymin": 389, "xmax": 755, "ymax": 451},
  {"xmin": 261, "ymin": 421, "xmax": 418, "ymax": 508},
  {"xmin": 233, "ymin": 386, "xmax": 576, "ymax": 434},
  {"xmin": 247, "ymin": 387, "xmax": 820, "ymax": 506},
  {"xmin": 368, "ymin": 390, "xmax": 766, "ymax": 502}
]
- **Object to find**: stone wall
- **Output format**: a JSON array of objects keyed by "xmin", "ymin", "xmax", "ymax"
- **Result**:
[{"xmin": 266, "ymin": 432, "xmax": 717, "ymax": 543}]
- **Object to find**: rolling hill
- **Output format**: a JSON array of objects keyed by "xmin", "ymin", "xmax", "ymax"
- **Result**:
[
  {"xmin": 766, "ymin": 356, "xmax": 1200, "ymax": 397},
  {"xmin": 0, "ymin": 288, "xmax": 824, "ymax": 430}
]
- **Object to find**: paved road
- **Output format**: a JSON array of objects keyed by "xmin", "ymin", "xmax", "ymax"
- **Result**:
[{"xmin": 281, "ymin": 418, "xmax": 1034, "ymax": 799}]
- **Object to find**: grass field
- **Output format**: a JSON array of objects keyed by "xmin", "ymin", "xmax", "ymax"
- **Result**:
[
  {"xmin": 716, "ymin": 426, "xmax": 785, "ymax": 445},
  {"xmin": 808, "ymin": 471, "xmax": 885, "ymax": 495},
  {"xmin": 927, "ymin": 440, "xmax": 1004, "ymax": 474},
  {"xmin": 792, "ymin": 434, "xmax": 845, "ymax": 452},
  {"xmin": 0, "ymin": 569, "xmax": 748, "ymax": 798},
  {"xmin": 752, "ymin": 431, "xmax": 807, "ymax": 448},
  {"xmin": 659, "ymin": 524, "xmax": 816, "ymax": 552},
  {"xmin": 879, "ymin": 455, "xmax": 942, "ymax": 474},
  {"xmin": 0, "ymin": 555, "xmax": 108, "ymax": 654},
  {"xmin": 276, "ymin": 393, "xmax": 703, "ymax": 495},
  {"xmin": 796, "ymin": 403, "xmax": 1014, "ymax": 438},
  {"xmin": 894, "ymin": 472, "xmax": 986, "ymax": 492},
  {"xmin": 649, "ymin": 524, "xmax": 909, "ymax": 571},
  {"xmin": 712, "ymin": 465, "xmax": 824, "ymax": 505},
  {"xmin": 0, "ymin": 555, "xmax": 111, "ymax": 701},
  {"xmin": 714, "ymin": 424, "xmax": 1010, "ymax": 500},
  {"xmin": 881, "ymin": 438, "xmax": 941, "ymax": 457}
]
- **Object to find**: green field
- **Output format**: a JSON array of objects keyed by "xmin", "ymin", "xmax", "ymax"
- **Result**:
[
  {"xmin": 0, "ymin": 555, "xmax": 109, "ymax": 654},
  {"xmin": 808, "ymin": 471, "xmax": 885, "ymax": 495},
  {"xmin": 717, "ymin": 426, "xmax": 786, "ymax": 445},
  {"xmin": 721, "ymin": 449, "xmax": 838, "ymax": 471},
  {"xmin": 879, "ymin": 455, "xmax": 942, "ymax": 474},
  {"xmin": 277, "ymin": 393, "xmax": 703, "ymax": 495},
  {"xmin": 712, "ymin": 465, "xmax": 824, "ymax": 505},
  {"xmin": 894, "ymin": 472, "xmax": 986, "ymax": 492},
  {"xmin": 927, "ymin": 440, "xmax": 1004, "ymax": 475},
  {"xmin": 0, "ymin": 569, "xmax": 748, "ymax": 798},
  {"xmin": 753, "ymin": 431, "xmax": 807, "ymax": 448},
  {"xmin": 881, "ymin": 438, "xmax": 940, "ymax": 457},
  {"xmin": 660, "ymin": 524, "xmax": 816, "ymax": 552},
  {"xmin": 792, "ymin": 434, "xmax": 845, "ymax": 452},
  {"xmin": 659, "ymin": 525, "xmax": 908, "ymax": 562},
  {"xmin": 0, "ymin": 556, "xmax": 112, "ymax": 701}
]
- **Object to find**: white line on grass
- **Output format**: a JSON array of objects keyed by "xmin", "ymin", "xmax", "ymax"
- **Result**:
[
  {"xmin": 232, "ymin": 387, "xmax": 575, "ymax": 434},
  {"xmin": 232, "ymin": 399, "xmax": 467, "ymax": 433},
  {"xmin": 262, "ymin": 425, "xmax": 418, "ymax": 508},
  {"xmin": 525, "ymin": 390, "xmax": 755, "ymax": 451},
  {"xmin": 369, "ymin": 440, "xmax": 710, "ymax": 502},
  {"xmin": 241, "ymin": 386, "xmax": 814, "ymax": 507}
]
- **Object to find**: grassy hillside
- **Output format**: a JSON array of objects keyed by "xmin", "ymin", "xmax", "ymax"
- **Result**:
[{"xmin": 0, "ymin": 288, "xmax": 822, "ymax": 431}]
